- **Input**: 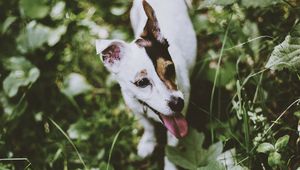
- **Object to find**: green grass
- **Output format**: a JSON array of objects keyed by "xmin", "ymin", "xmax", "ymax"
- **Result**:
[{"xmin": 1, "ymin": 0, "xmax": 300, "ymax": 169}]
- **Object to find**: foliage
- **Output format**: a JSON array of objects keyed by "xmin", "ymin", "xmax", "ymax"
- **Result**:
[
  {"xmin": 166, "ymin": 129, "xmax": 224, "ymax": 169},
  {"xmin": 256, "ymin": 135, "xmax": 290, "ymax": 167},
  {"xmin": 266, "ymin": 23, "xmax": 300, "ymax": 71},
  {"xmin": 0, "ymin": 0, "xmax": 300, "ymax": 169},
  {"xmin": 0, "ymin": 0, "xmax": 138, "ymax": 169}
]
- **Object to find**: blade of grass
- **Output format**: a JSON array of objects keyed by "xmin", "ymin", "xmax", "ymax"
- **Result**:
[
  {"xmin": 191, "ymin": 101, "xmax": 247, "ymax": 150},
  {"xmin": 239, "ymin": 98, "xmax": 300, "ymax": 163},
  {"xmin": 49, "ymin": 118, "xmax": 87, "ymax": 169},
  {"xmin": 209, "ymin": 15, "xmax": 231, "ymax": 143},
  {"xmin": 106, "ymin": 127, "xmax": 125, "ymax": 170},
  {"xmin": 262, "ymin": 98, "xmax": 300, "ymax": 137},
  {"xmin": 227, "ymin": 68, "xmax": 268, "ymax": 112},
  {"xmin": 0, "ymin": 158, "xmax": 31, "ymax": 169},
  {"xmin": 251, "ymin": 72, "xmax": 264, "ymax": 109},
  {"xmin": 224, "ymin": 36, "xmax": 273, "ymax": 51},
  {"xmin": 236, "ymin": 80, "xmax": 250, "ymax": 155}
]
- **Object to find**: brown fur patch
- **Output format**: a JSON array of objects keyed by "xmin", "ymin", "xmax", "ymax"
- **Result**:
[
  {"xmin": 156, "ymin": 58, "xmax": 177, "ymax": 90},
  {"xmin": 134, "ymin": 69, "xmax": 148, "ymax": 81},
  {"xmin": 139, "ymin": 0, "xmax": 178, "ymax": 91}
]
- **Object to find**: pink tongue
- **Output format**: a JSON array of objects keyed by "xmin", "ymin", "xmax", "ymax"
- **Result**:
[{"xmin": 159, "ymin": 113, "xmax": 188, "ymax": 138}]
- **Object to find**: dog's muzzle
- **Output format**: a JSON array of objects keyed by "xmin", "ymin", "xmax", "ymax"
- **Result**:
[{"xmin": 137, "ymin": 99, "xmax": 188, "ymax": 138}]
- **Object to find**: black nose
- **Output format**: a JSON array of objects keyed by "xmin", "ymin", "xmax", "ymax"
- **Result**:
[{"xmin": 168, "ymin": 96, "xmax": 184, "ymax": 112}]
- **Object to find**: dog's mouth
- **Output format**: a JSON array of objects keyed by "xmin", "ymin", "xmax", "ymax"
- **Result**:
[{"xmin": 138, "ymin": 100, "xmax": 188, "ymax": 138}]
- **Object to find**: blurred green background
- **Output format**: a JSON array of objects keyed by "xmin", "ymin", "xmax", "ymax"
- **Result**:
[{"xmin": 0, "ymin": 0, "xmax": 300, "ymax": 169}]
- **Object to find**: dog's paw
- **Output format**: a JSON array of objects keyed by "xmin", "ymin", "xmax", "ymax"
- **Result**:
[{"xmin": 137, "ymin": 134, "xmax": 156, "ymax": 158}]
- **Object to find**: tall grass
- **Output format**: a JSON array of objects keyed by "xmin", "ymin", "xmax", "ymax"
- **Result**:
[
  {"xmin": 209, "ymin": 15, "xmax": 231, "ymax": 143},
  {"xmin": 49, "ymin": 118, "xmax": 87, "ymax": 169}
]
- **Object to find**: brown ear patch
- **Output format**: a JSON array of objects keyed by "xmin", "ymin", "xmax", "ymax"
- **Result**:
[
  {"xmin": 139, "ymin": 0, "xmax": 177, "ymax": 90},
  {"xmin": 156, "ymin": 58, "xmax": 177, "ymax": 90},
  {"xmin": 135, "ymin": 38, "xmax": 152, "ymax": 47},
  {"xmin": 141, "ymin": 0, "xmax": 165, "ymax": 43}
]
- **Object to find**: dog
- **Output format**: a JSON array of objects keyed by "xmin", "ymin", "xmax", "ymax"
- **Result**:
[{"xmin": 96, "ymin": 0, "xmax": 196, "ymax": 169}]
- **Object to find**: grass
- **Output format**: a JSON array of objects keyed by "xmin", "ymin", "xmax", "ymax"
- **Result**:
[
  {"xmin": 49, "ymin": 118, "xmax": 87, "ymax": 169},
  {"xmin": 0, "ymin": 158, "xmax": 31, "ymax": 169},
  {"xmin": 209, "ymin": 15, "xmax": 231, "ymax": 143},
  {"xmin": 1, "ymin": 0, "xmax": 299, "ymax": 169},
  {"xmin": 106, "ymin": 127, "xmax": 125, "ymax": 170}
]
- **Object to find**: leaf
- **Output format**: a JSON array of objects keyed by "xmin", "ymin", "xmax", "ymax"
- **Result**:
[
  {"xmin": 110, "ymin": 6, "xmax": 127, "ymax": 16},
  {"xmin": 265, "ymin": 23, "xmax": 300, "ymax": 71},
  {"xmin": 166, "ymin": 129, "xmax": 225, "ymax": 170},
  {"xmin": 3, "ymin": 57, "xmax": 32, "ymax": 71},
  {"xmin": 200, "ymin": 0, "xmax": 236, "ymax": 8},
  {"xmin": 166, "ymin": 147, "xmax": 198, "ymax": 169},
  {"xmin": 241, "ymin": 0, "xmax": 281, "ymax": 8},
  {"xmin": 50, "ymin": 1, "xmax": 66, "ymax": 20},
  {"xmin": 268, "ymin": 151, "xmax": 282, "ymax": 167},
  {"xmin": 17, "ymin": 21, "xmax": 67, "ymax": 53},
  {"xmin": 256, "ymin": 143, "xmax": 275, "ymax": 153},
  {"xmin": 67, "ymin": 119, "xmax": 92, "ymax": 140},
  {"xmin": 3, "ymin": 57, "xmax": 40, "ymax": 97},
  {"xmin": 99, "ymin": 162, "xmax": 114, "ymax": 170},
  {"xmin": 207, "ymin": 142, "xmax": 223, "ymax": 161},
  {"xmin": 275, "ymin": 135, "xmax": 289, "ymax": 150},
  {"xmin": 62, "ymin": 73, "xmax": 93, "ymax": 97},
  {"xmin": 17, "ymin": 21, "xmax": 51, "ymax": 53},
  {"xmin": 0, "ymin": 92, "xmax": 28, "ymax": 118},
  {"xmin": 198, "ymin": 161, "xmax": 225, "ymax": 170},
  {"xmin": 1, "ymin": 16, "xmax": 17, "ymax": 34},
  {"xmin": 19, "ymin": 0, "xmax": 49, "ymax": 19},
  {"xmin": 47, "ymin": 25, "xmax": 67, "ymax": 46}
]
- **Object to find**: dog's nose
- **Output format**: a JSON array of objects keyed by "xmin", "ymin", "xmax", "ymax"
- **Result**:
[{"xmin": 168, "ymin": 96, "xmax": 184, "ymax": 112}]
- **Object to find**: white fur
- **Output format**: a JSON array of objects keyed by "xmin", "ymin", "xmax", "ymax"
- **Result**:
[{"xmin": 96, "ymin": 0, "xmax": 196, "ymax": 169}]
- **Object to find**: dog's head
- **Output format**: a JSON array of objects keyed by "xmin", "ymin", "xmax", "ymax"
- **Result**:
[{"xmin": 96, "ymin": 0, "xmax": 188, "ymax": 138}]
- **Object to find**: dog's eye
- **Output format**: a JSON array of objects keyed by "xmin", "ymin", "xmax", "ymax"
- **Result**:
[{"xmin": 135, "ymin": 78, "xmax": 151, "ymax": 88}]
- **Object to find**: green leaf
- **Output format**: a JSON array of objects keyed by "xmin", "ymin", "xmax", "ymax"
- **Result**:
[
  {"xmin": 62, "ymin": 73, "xmax": 93, "ymax": 97},
  {"xmin": 265, "ymin": 23, "xmax": 300, "ymax": 71},
  {"xmin": 67, "ymin": 119, "xmax": 92, "ymax": 140},
  {"xmin": 256, "ymin": 143, "xmax": 275, "ymax": 153},
  {"xmin": 2, "ymin": 57, "xmax": 40, "ymax": 97},
  {"xmin": 19, "ymin": 0, "xmax": 49, "ymax": 19},
  {"xmin": 166, "ymin": 129, "xmax": 225, "ymax": 170},
  {"xmin": 50, "ymin": 1, "xmax": 66, "ymax": 20},
  {"xmin": 207, "ymin": 142, "xmax": 223, "ymax": 161},
  {"xmin": 17, "ymin": 21, "xmax": 67, "ymax": 53},
  {"xmin": 241, "ymin": 0, "xmax": 281, "ymax": 8},
  {"xmin": 3, "ymin": 57, "xmax": 32, "ymax": 71},
  {"xmin": 275, "ymin": 135, "xmax": 289, "ymax": 150},
  {"xmin": 198, "ymin": 161, "xmax": 225, "ymax": 170},
  {"xmin": 0, "ymin": 92, "xmax": 27, "ymax": 118},
  {"xmin": 200, "ymin": 0, "xmax": 236, "ymax": 8},
  {"xmin": 47, "ymin": 25, "xmax": 67, "ymax": 46},
  {"xmin": 166, "ymin": 146, "xmax": 198, "ymax": 169},
  {"xmin": 17, "ymin": 21, "xmax": 51, "ymax": 53},
  {"xmin": 1, "ymin": 16, "xmax": 17, "ymax": 34},
  {"xmin": 99, "ymin": 162, "xmax": 114, "ymax": 170},
  {"xmin": 268, "ymin": 151, "xmax": 282, "ymax": 167}
]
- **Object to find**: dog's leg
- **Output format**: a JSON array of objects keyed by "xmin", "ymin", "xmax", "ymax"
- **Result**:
[
  {"xmin": 164, "ymin": 131, "xmax": 179, "ymax": 170},
  {"xmin": 137, "ymin": 116, "xmax": 157, "ymax": 158},
  {"xmin": 121, "ymin": 91, "xmax": 157, "ymax": 158}
]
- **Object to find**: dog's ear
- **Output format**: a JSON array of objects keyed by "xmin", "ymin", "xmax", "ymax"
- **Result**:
[
  {"xmin": 141, "ymin": 0, "xmax": 165, "ymax": 43},
  {"xmin": 95, "ymin": 39, "xmax": 126, "ymax": 73}
]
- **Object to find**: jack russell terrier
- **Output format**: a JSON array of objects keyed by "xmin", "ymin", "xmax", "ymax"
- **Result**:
[{"xmin": 96, "ymin": 0, "xmax": 196, "ymax": 169}]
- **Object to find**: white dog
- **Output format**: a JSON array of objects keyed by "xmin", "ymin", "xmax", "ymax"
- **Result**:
[{"xmin": 96, "ymin": 0, "xmax": 196, "ymax": 169}]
